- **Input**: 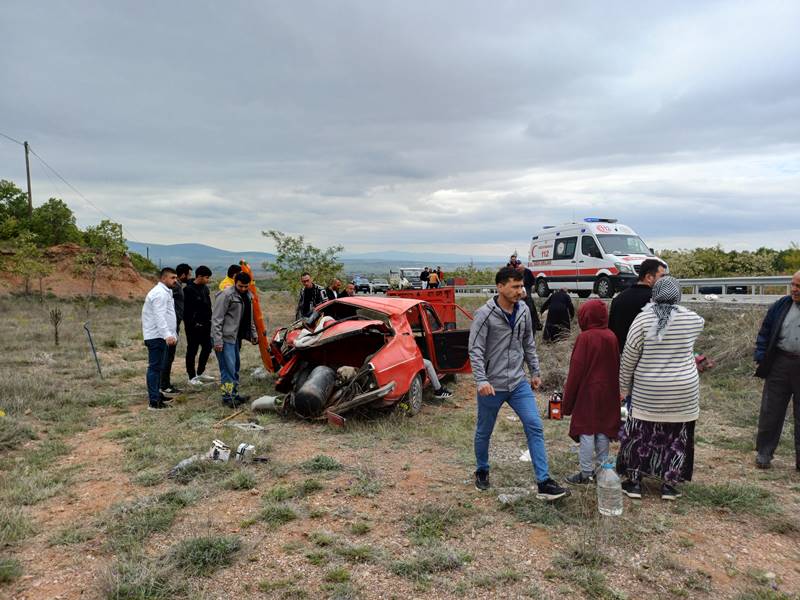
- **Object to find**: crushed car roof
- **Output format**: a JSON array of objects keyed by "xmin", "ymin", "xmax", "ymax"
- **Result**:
[{"xmin": 329, "ymin": 296, "xmax": 424, "ymax": 315}]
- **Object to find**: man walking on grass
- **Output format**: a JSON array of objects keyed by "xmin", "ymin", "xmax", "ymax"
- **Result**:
[
  {"xmin": 212, "ymin": 271, "xmax": 258, "ymax": 407},
  {"xmin": 754, "ymin": 270, "xmax": 800, "ymax": 470},
  {"xmin": 141, "ymin": 268, "xmax": 178, "ymax": 410},
  {"xmin": 184, "ymin": 265, "xmax": 215, "ymax": 386},
  {"xmin": 468, "ymin": 267, "xmax": 567, "ymax": 500}
]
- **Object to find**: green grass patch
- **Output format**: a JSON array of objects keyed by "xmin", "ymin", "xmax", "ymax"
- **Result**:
[
  {"xmin": 168, "ymin": 535, "xmax": 241, "ymax": 577},
  {"xmin": 0, "ymin": 557, "xmax": 22, "ymax": 584},
  {"xmin": 0, "ymin": 506, "xmax": 36, "ymax": 545},
  {"xmin": 223, "ymin": 470, "xmax": 257, "ymax": 491},
  {"xmin": 0, "ymin": 417, "xmax": 36, "ymax": 450},
  {"xmin": 309, "ymin": 530, "xmax": 337, "ymax": 547},
  {"xmin": 324, "ymin": 566, "xmax": 351, "ymax": 583},
  {"xmin": 390, "ymin": 545, "xmax": 469, "ymax": 581},
  {"xmin": 259, "ymin": 502, "xmax": 297, "ymax": 528},
  {"xmin": 348, "ymin": 521, "xmax": 371, "ymax": 536},
  {"xmin": 105, "ymin": 489, "xmax": 197, "ymax": 552},
  {"xmin": 49, "ymin": 524, "xmax": 97, "ymax": 546},
  {"xmin": 132, "ymin": 470, "xmax": 163, "ymax": 487},
  {"xmin": 472, "ymin": 568, "xmax": 522, "ymax": 589},
  {"xmin": 347, "ymin": 468, "xmax": 382, "ymax": 498},
  {"xmin": 334, "ymin": 543, "xmax": 377, "ymax": 563},
  {"xmin": 300, "ymin": 455, "xmax": 342, "ymax": 473},
  {"xmin": 683, "ymin": 483, "xmax": 777, "ymax": 515},
  {"xmin": 406, "ymin": 503, "xmax": 466, "ymax": 545},
  {"xmin": 103, "ymin": 557, "xmax": 188, "ymax": 600},
  {"xmin": 305, "ymin": 550, "xmax": 329, "ymax": 566}
]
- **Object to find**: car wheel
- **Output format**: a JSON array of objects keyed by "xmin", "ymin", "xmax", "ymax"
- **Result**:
[
  {"xmin": 595, "ymin": 276, "xmax": 612, "ymax": 298},
  {"xmin": 535, "ymin": 278, "xmax": 550, "ymax": 298},
  {"xmin": 397, "ymin": 373, "xmax": 423, "ymax": 416},
  {"xmin": 577, "ymin": 290, "xmax": 591, "ymax": 299}
]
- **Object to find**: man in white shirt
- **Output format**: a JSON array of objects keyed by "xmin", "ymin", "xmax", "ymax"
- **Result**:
[{"xmin": 142, "ymin": 268, "xmax": 179, "ymax": 410}]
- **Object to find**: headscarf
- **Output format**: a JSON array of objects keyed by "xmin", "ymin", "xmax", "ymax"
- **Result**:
[{"xmin": 647, "ymin": 276, "xmax": 681, "ymax": 341}]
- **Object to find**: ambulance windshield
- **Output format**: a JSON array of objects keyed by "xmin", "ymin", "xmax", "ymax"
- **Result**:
[{"xmin": 596, "ymin": 235, "xmax": 653, "ymax": 256}]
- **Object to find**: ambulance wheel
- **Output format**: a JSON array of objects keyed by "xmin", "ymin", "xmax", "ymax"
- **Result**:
[
  {"xmin": 577, "ymin": 290, "xmax": 591, "ymax": 299},
  {"xmin": 535, "ymin": 278, "xmax": 550, "ymax": 298},
  {"xmin": 397, "ymin": 373, "xmax": 423, "ymax": 416},
  {"xmin": 595, "ymin": 276, "xmax": 613, "ymax": 298}
]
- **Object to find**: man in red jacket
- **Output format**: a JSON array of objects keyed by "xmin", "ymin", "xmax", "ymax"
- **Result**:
[{"xmin": 562, "ymin": 299, "xmax": 621, "ymax": 484}]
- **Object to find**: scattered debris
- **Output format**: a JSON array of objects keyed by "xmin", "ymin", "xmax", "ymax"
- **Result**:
[
  {"xmin": 213, "ymin": 409, "xmax": 246, "ymax": 428},
  {"xmin": 497, "ymin": 488, "xmax": 531, "ymax": 504},
  {"xmin": 519, "ymin": 450, "xmax": 531, "ymax": 462},
  {"xmin": 234, "ymin": 443, "xmax": 256, "ymax": 462},
  {"xmin": 168, "ymin": 439, "xmax": 261, "ymax": 478},
  {"xmin": 227, "ymin": 422, "xmax": 266, "ymax": 432},
  {"xmin": 251, "ymin": 366, "xmax": 271, "ymax": 380},
  {"xmin": 206, "ymin": 439, "xmax": 231, "ymax": 461},
  {"xmin": 251, "ymin": 395, "xmax": 284, "ymax": 412}
]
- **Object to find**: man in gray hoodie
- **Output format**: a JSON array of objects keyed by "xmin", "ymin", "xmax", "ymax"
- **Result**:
[
  {"xmin": 212, "ymin": 271, "xmax": 258, "ymax": 407},
  {"xmin": 469, "ymin": 267, "xmax": 567, "ymax": 500}
]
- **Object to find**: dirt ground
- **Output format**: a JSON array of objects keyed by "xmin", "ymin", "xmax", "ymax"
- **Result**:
[{"xmin": 1, "ymin": 293, "xmax": 798, "ymax": 600}]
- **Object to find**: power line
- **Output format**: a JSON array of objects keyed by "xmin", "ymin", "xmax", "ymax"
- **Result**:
[
  {"xmin": 27, "ymin": 145, "xmax": 117, "ymax": 223},
  {"xmin": 0, "ymin": 130, "xmax": 24, "ymax": 146}
]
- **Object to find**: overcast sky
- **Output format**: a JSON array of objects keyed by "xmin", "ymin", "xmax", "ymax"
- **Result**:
[{"xmin": 2, "ymin": 1, "xmax": 798, "ymax": 257}]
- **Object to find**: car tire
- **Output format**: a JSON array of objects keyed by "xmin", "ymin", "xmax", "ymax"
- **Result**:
[
  {"xmin": 577, "ymin": 290, "xmax": 591, "ymax": 299},
  {"xmin": 398, "ymin": 373, "xmax": 423, "ymax": 416},
  {"xmin": 595, "ymin": 276, "xmax": 613, "ymax": 298},
  {"xmin": 535, "ymin": 278, "xmax": 550, "ymax": 298}
]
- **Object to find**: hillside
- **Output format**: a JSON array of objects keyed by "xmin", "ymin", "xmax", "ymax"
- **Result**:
[
  {"xmin": 126, "ymin": 241, "xmax": 276, "ymax": 274},
  {"xmin": 0, "ymin": 243, "xmax": 154, "ymax": 299}
]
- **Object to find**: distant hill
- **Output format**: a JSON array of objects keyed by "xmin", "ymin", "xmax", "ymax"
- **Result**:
[
  {"xmin": 126, "ymin": 241, "xmax": 275, "ymax": 274},
  {"xmin": 126, "ymin": 241, "xmax": 504, "ymax": 277}
]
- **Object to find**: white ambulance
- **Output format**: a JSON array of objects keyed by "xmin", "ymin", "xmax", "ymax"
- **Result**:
[{"xmin": 528, "ymin": 218, "xmax": 665, "ymax": 298}]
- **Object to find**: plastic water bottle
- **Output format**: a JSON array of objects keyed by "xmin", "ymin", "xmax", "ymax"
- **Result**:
[{"xmin": 596, "ymin": 462, "xmax": 623, "ymax": 516}]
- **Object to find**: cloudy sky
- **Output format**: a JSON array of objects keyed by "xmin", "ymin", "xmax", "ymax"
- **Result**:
[{"xmin": 2, "ymin": 1, "xmax": 798, "ymax": 257}]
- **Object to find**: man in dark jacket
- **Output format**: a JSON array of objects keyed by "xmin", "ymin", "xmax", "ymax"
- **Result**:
[
  {"xmin": 160, "ymin": 263, "xmax": 191, "ymax": 395},
  {"xmin": 296, "ymin": 272, "xmax": 328, "ymax": 319},
  {"xmin": 608, "ymin": 259, "xmax": 667, "ymax": 351},
  {"xmin": 420, "ymin": 267, "xmax": 430, "ymax": 289},
  {"xmin": 325, "ymin": 278, "xmax": 343, "ymax": 300},
  {"xmin": 520, "ymin": 263, "xmax": 542, "ymax": 334},
  {"xmin": 754, "ymin": 270, "xmax": 800, "ymax": 470},
  {"xmin": 184, "ymin": 265, "xmax": 214, "ymax": 386},
  {"xmin": 541, "ymin": 288, "xmax": 575, "ymax": 342}
]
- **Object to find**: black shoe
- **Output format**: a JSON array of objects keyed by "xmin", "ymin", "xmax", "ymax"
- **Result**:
[
  {"xmin": 621, "ymin": 479, "xmax": 642, "ymax": 499},
  {"xmin": 148, "ymin": 401, "xmax": 170, "ymax": 411},
  {"xmin": 755, "ymin": 455, "xmax": 772, "ymax": 469},
  {"xmin": 536, "ymin": 478, "xmax": 568, "ymax": 500},
  {"xmin": 159, "ymin": 393, "xmax": 174, "ymax": 402},
  {"xmin": 236, "ymin": 395, "xmax": 250, "ymax": 403},
  {"xmin": 565, "ymin": 472, "xmax": 594, "ymax": 485},
  {"xmin": 433, "ymin": 387, "xmax": 453, "ymax": 399},
  {"xmin": 661, "ymin": 483, "xmax": 682, "ymax": 501},
  {"xmin": 474, "ymin": 469, "xmax": 490, "ymax": 491},
  {"xmin": 160, "ymin": 386, "xmax": 181, "ymax": 397},
  {"xmin": 223, "ymin": 397, "xmax": 241, "ymax": 408}
]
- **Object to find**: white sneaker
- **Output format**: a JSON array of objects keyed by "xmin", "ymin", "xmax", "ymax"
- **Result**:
[
  {"xmin": 197, "ymin": 373, "xmax": 216, "ymax": 382},
  {"xmin": 188, "ymin": 376, "xmax": 204, "ymax": 387}
]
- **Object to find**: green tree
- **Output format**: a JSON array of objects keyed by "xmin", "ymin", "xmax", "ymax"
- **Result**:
[
  {"xmin": 3, "ymin": 232, "xmax": 51, "ymax": 294},
  {"xmin": 448, "ymin": 261, "xmax": 497, "ymax": 285},
  {"xmin": 262, "ymin": 230, "xmax": 343, "ymax": 294},
  {"xmin": 129, "ymin": 251, "xmax": 159, "ymax": 275},
  {"xmin": 0, "ymin": 180, "xmax": 31, "ymax": 240},
  {"xmin": 29, "ymin": 198, "xmax": 82, "ymax": 246},
  {"xmin": 76, "ymin": 220, "xmax": 127, "ymax": 298},
  {"xmin": 776, "ymin": 243, "xmax": 800, "ymax": 273}
]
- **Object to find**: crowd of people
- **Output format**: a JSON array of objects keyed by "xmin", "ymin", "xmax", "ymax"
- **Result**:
[
  {"xmin": 140, "ymin": 257, "xmax": 800, "ymax": 501},
  {"xmin": 469, "ymin": 262, "xmax": 800, "ymax": 502}
]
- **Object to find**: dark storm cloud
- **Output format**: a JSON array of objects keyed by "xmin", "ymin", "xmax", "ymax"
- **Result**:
[{"xmin": 1, "ymin": 1, "xmax": 798, "ymax": 253}]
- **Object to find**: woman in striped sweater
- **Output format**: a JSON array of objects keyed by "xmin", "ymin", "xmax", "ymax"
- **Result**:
[{"xmin": 616, "ymin": 276, "xmax": 705, "ymax": 501}]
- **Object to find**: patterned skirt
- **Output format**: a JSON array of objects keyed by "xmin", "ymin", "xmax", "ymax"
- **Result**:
[{"xmin": 615, "ymin": 417, "xmax": 695, "ymax": 484}]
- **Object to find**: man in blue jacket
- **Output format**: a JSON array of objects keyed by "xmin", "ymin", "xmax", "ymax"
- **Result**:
[
  {"xmin": 468, "ymin": 267, "xmax": 567, "ymax": 500},
  {"xmin": 754, "ymin": 270, "xmax": 800, "ymax": 470}
]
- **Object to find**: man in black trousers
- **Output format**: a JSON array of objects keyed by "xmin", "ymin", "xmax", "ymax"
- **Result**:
[
  {"xmin": 160, "ymin": 263, "xmax": 191, "ymax": 396},
  {"xmin": 184, "ymin": 265, "xmax": 215, "ymax": 386}
]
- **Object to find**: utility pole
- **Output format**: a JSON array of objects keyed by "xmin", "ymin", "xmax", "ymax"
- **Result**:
[{"xmin": 24, "ymin": 141, "xmax": 33, "ymax": 218}]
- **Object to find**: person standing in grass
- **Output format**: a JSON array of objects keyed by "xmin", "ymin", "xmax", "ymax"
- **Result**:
[
  {"xmin": 541, "ymin": 288, "xmax": 574, "ymax": 342},
  {"xmin": 218, "ymin": 264, "xmax": 242, "ymax": 291},
  {"xmin": 212, "ymin": 271, "xmax": 258, "ymax": 407},
  {"xmin": 608, "ymin": 258, "xmax": 667, "ymax": 351},
  {"xmin": 160, "ymin": 263, "xmax": 191, "ymax": 397},
  {"xmin": 141, "ymin": 268, "xmax": 178, "ymax": 410},
  {"xmin": 184, "ymin": 265, "xmax": 215, "ymax": 386},
  {"xmin": 562, "ymin": 300, "xmax": 621, "ymax": 484},
  {"xmin": 469, "ymin": 266, "xmax": 567, "ymax": 501},
  {"xmin": 617, "ymin": 276, "xmax": 704, "ymax": 501},
  {"xmin": 753, "ymin": 270, "xmax": 800, "ymax": 470}
]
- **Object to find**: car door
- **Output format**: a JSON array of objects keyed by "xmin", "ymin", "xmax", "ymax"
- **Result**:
[
  {"xmin": 422, "ymin": 303, "xmax": 471, "ymax": 373},
  {"xmin": 579, "ymin": 235, "xmax": 604, "ymax": 291},
  {"xmin": 552, "ymin": 236, "xmax": 579, "ymax": 292}
]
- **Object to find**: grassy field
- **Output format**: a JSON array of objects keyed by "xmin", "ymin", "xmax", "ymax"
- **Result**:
[{"xmin": 0, "ymin": 292, "xmax": 798, "ymax": 599}]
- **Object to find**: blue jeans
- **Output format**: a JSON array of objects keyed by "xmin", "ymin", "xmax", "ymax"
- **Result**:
[
  {"xmin": 145, "ymin": 338, "xmax": 167, "ymax": 404},
  {"xmin": 474, "ymin": 381, "xmax": 551, "ymax": 483},
  {"xmin": 215, "ymin": 341, "xmax": 240, "ymax": 400}
]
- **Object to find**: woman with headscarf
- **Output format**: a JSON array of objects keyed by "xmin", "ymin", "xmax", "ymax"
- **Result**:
[{"xmin": 616, "ymin": 276, "xmax": 705, "ymax": 501}]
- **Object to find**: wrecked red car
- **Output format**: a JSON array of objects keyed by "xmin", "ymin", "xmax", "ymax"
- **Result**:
[{"xmin": 268, "ymin": 295, "xmax": 472, "ymax": 423}]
